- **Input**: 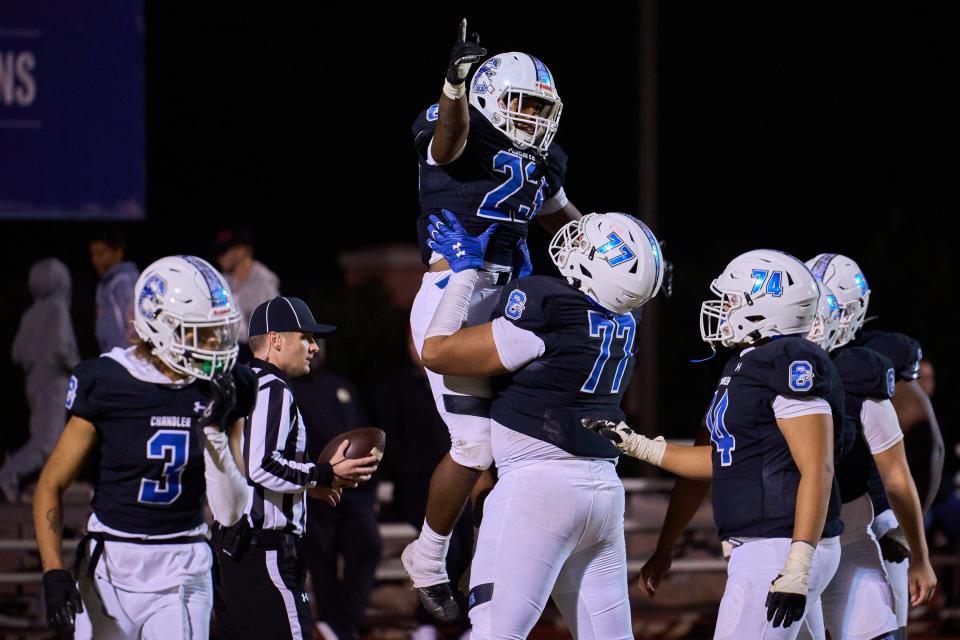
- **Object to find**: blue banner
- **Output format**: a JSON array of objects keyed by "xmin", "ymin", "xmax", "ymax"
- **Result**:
[{"xmin": 0, "ymin": 1, "xmax": 145, "ymax": 219}]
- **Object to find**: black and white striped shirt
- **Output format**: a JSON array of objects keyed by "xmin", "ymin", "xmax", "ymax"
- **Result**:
[{"xmin": 242, "ymin": 359, "xmax": 333, "ymax": 535}]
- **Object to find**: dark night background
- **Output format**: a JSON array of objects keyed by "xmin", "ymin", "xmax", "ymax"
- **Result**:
[{"xmin": 0, "ymin": 5, "xmax": 953, "ymax": 463}]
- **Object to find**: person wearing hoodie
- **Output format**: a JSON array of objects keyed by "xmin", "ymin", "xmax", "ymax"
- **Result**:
[
  {"xmin": 214, "ymin": 227, "xmax": 280, "ymax": 361},
  {"xmin": 89, "ymin": 229, "xmax": 139, "ymax": 353},
  {"xmin": 1, "ymin": 258, "xmax": 80, "ymax": 502}
]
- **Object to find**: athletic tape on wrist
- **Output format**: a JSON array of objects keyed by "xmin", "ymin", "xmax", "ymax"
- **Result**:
[
  {"xmin": 425, "ymin": 269, "xmax": 479, "ymax": 339},
  {"xmin": 443, "ymin": 79, "xmax": 466, "ymax": 100}
]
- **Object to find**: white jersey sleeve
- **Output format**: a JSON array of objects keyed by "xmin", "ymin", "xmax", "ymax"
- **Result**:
[
  {"xmin": 539, "ymin": 186, "xmax": 569, "ymax": 215},
  {"xmin": 491, "ymin": 316, "xmax": 545, "ymax": 371},
  {"xmin": 772, "ymin": 395, "xmax": 832, "ymax": 419},
  {"xmin": 860, "ymin": 398, "xmax": 904, "ymax": 454}
]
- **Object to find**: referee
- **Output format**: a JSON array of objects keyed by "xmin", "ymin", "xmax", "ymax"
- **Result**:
[{"xmin": 213, "ymin": 296, "xmax": 379, "ymax": 640}]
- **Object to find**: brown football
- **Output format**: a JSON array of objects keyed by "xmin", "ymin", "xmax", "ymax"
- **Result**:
[{"xmin": 317, "ymin": 427, "xmax": 386, "ymax": 464}]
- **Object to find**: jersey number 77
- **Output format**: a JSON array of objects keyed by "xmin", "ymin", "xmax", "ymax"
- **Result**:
[{"xmin": 581, "ymin": 311, "xmax": 636, "ymax": 394}]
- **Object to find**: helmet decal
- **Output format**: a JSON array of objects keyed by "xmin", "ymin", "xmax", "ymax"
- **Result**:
[
  {"xmin": 826, "ymin": 294, "xmax": 841, "ymax": 321},
  {"xmin": 472, "ymin": 57, "xmax": 500, "ymax": 94},
  {"xmin": 182, "ymin": 255, "xmax": 230, "ymax": 308},
  {"xmin": 634, "ymin": 220, "xmax": 662, "ymax": 288},
  {"xmin": 530, "ymin": 56, "xmax": 555, "ymax": 93},
  {"xmin": 597, "ymin": 232, "xmax": 635, "ymax": 267},
  {"xmin": 854, "ymin": 272, "xmax": 869, "ymax": 295},
  {"xmin": 138, "ymin": 274, "xmax": 166, "ymax": 321},
  {"xmin": 809, "ymin": 253, "xmax": 837, "ymax": 281}
]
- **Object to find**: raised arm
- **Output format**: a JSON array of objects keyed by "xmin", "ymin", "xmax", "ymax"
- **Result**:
[{"xmin": 431, "ymin": 19, "xmax": 485, "ymax": 165}]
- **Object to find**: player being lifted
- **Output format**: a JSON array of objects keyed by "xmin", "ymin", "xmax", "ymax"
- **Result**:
[
  {"xmin": 589, "ymin": 250, "xmax": 845, "ymax": 638},
  {"xmin": 404, "ymin": 18, "xmax": 582, "ymax": 619},
  {"xmin": 421, "ymin": 210, "xmax": 663, "ymax": 638}
]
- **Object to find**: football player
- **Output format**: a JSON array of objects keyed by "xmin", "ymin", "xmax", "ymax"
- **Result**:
[
  {"xmin": 404, "ymin": 18, "xmax": 583, "ymax": 619},
  {"xmin": 32, "ymin": 256, "xmax": 257, "ymax": 640},
  {"xmin": 419, "ymin": 211, "xmax": 663, "ymax": 638},
  {"xmin": 592, "ymin": 250, "xmax": 845, "ymax": 638},
  {"xmin": 807, "ymin": 254, "xmax": 938, "ymax": 639}
]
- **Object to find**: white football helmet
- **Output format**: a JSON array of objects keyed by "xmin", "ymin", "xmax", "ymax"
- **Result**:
[
  {"xmin": 805, "ymin": 253, "xmax": 870, "ymax": 348},
  {"xmin": 133, "ymin": 255, "xmax": 241, "ymax": 380},
  {"xmin": 700, "ymin": 249, "xmax": 820, "ymax": 348},
  {"xmin": 469, "ymin": 52, "xmax": 563, "ymax": 153},
  {"xmin": 549, "ymin": 212, "xmax": 664, "ymax": 314},
  {"xmin": 807, "ymin": 282, "xmax": 843, "ymax": 351}
]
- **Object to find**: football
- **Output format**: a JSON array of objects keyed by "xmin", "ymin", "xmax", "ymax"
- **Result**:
[{"xmin": 317, "ymin": 427, "xmax": 386, "ymax": 464}]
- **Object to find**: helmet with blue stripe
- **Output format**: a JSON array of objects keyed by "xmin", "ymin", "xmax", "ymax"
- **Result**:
[
  {"xmin": 469, "ymin": 52, "xmax": 563, "ymax": 153},
  {"xmin": 549, "ymin": 212, "xmax": 664, "ymax": 314},
  {"xmin": 133, "ymin": 255, "xmax": 241, "ymax": 380}
]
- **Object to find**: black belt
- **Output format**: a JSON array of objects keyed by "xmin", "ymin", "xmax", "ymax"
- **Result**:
[
  {"xmin": 212, "ymin": 521, "xmax": 300, "ymax": 561},
  {"xmin": 76, "ymin": 531, "xmax": 208, "ymax": 579}
]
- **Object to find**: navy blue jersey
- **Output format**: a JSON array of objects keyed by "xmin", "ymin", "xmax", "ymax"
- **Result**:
[
  {"xmin": 707, "ymin": 337, "xmax": 844, "ymax": 540},
  {"xmin": 488, "ymin": 276, "xmax": 638, "ymax": 458},
  {"xmin": 67, "ymin": 357, "xmax": 252, "ymax": 535},
  {"xmin": 854, "ymin": 330, "xmax": 922, "ymax": 381},
  {"xmin": 413, "ymin": 105, "xmax": 568, "ymax": 268},
  {"xmin": 853, "ymin": 330, "xmax": 922, "ymax": 515},
  {"xmin": 831, "ymin": 346, "xmax": 896, "ymax": 506}
]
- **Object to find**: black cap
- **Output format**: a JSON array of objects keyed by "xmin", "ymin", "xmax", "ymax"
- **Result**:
[
  {"xmin": 214, "ymin": 226, "xmax": 254, "ymax": 256},
  {"xmin": 248, "ymin": 297, "xmax": 337, "ymax": 339}
]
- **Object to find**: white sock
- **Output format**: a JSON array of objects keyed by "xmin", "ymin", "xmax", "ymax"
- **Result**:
[{"xmin": 418, "ymin": 519, "xmax": 452, "ymax": 565}]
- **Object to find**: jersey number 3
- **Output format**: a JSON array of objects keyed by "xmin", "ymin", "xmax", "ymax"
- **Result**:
[
  {"xmin": 582, "ymin": 311, "xmax": 636, "ymax": 394},
  {"xmin": 477, "ymin": 151, "xmax": 546, "ymax": 223},
  {"xmin": 138, "ymin": 430, "xmax": 189, "ymax": 505}
]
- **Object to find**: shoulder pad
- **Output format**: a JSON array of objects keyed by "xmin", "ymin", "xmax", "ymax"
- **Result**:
[
  {"xmin": 832, "ymin": 346, "xmax": 896, "ymax": 399},
  {"xmin": 855, "ymin": 330, "xmax": 922, "ymax": 381},
  {"xmin": 412, "ymin": 105, "xmax": 440, "ymax": 158},
  {"xmin": 66, "ymin": 358, "xmax": 109, "ymax": 420},
  {"xmin": 543, "ymin": 143, "xmax": 569, "ymax": 187},
  {"xmin": 765, "ymin": 337, "xmax": 838, "ymax": 398},
  {"xmin": 492, "ymin": 276, "xmax": 577, "ymax": 330}
]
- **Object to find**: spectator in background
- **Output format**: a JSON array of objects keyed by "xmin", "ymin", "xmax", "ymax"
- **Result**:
[
  {"xmin": 376, "ymin": 332, "xmax": 472, "ymax": 640},
  {"xmin": 89, "ymin": 228, "xmax": 138, "ymax": 353},
  {"xmin": 290, "ymin": 340, "xmax": 382, "ymax": 640},
  {"xmin": 1, "ymin": 258, "xmax": 79, "ymax": 502},
  {"xmin": 215, "ymin": 227, "xmax": 280, "ymax": 362}
]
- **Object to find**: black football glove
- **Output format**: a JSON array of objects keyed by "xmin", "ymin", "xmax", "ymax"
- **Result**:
[
  {"xmin": 879, "ymin": 528, "xmax": 911, "ymax": 563},
  {"xmin": 446, "ymin": 18, "xmax": 486, "ymax": 86},
  {"xmin": 765, "ymin": 541, "xmax": 814, "ymax": 628},
  {"xmin": 42, "ymin": 569, "xmax": 83, "ymax": 639},
  {"xmin": 197, "ymin": 370, "xmax": 237, "ymax": 431}
]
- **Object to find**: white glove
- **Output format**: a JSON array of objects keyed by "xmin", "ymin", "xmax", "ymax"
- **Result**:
[{"xmin": 581, "ymin": 418, "xmax": 666, "ymax": 466}]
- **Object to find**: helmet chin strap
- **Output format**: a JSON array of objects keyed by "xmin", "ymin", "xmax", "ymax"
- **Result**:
[{"xmin": 689, "ymin": 344, "xmax": 717, "ymax": 364}]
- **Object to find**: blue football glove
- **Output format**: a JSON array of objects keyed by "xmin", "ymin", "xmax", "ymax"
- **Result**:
[
  {"xmin": 426, "ymin": 210, "xmax": 498, "ymax": 272},
  {"xmin": 513, "ymin": 236, "xmax": 533, "ymax": 278}
]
